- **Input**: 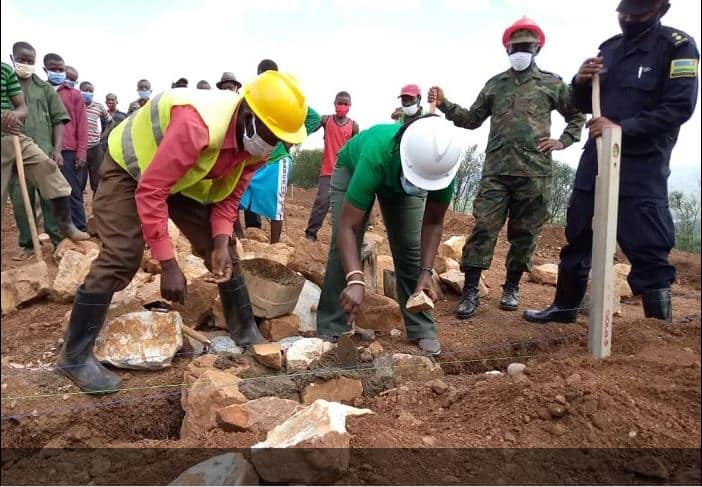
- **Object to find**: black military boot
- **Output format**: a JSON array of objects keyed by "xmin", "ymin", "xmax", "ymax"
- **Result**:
[
  {"xmin": 218, "ymin": 274, "xmax": 267, "ymax": 347},
  {"xmin": 523, "ymin": 272, "xmax": 588, "ymax": 323},
  {"xmin": 642, "ymin": 288, "xmax": 672, "ymax": 322},
  {"xmin": 500, "ymin": 270, "xmax": 522, "ymax": 311},
  {"xmin": 456, "ymin": 267, "xmax": 482, "ymax": 319},
  {"xmin": 50, "ymin": 196, "xmax": 90, "ymax": 241},
  {"xmin": 57, "ymin": 287, "xmax": 121, "ymax": 394}
]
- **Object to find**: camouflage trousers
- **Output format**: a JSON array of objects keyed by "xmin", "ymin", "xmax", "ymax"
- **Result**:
[{"xmin": 461, "ymin": 175, "xmax": 552, "ymax": 274}]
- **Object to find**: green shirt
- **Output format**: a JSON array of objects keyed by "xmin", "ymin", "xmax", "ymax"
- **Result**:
[
  {"xmin": 336, "ymin": 123, "xmax": 455, "ymax": 210},
  {"xmin": 1, "ymin": 62, "xmax": 22, "ymax": 112},
  {"xmin": 268, "ymin": 106, "xmax": 322, "ymax": 163},
  {"xmin": 19, "ymin": 74, "xmax": 70, "ymax": 155},
  {"xmin": 440, "ymin": 65, "xmax": 585, "ymax": 177}
]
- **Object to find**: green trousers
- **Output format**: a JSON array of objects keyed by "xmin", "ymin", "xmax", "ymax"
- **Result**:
[
  {"xmin": 461, "ymin": 175, "xmax": 551, "ymax": 274},
  {"xmin": 8, "ymin": 174, "xmax": 61, "ymax": 249},
  {"xmin": 316, "ymin": 166, "xmax": 437, "ymax": 340}
]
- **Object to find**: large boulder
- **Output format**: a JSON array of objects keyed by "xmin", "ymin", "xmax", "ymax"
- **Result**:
[
  {"xmin": 111, "ymin": 271, "xmax": 158, "ymax": 305},
  {"xmin": 217, "ymin": 396, "xmax": 304, "ymax": 433},
  {"xmin": 180, "ymin": 369, "xmax": 247, "ymax": 440},
  {"xmin": 170, "ymin": 453, "xmax": 259, "ymax": 486},
  {"xmin": 53, "ymin": 239, "xmax": 100, "ymax": 261},
  {"xmin": 170, "ymin": 279, "xmax": 218, "ymax": 328},
  {"xmin": 51, "ymin": 248, "xmax": 100, "ymax": 302},
  {"xmin": 1, "ymin": 261, "xmax": 51, "ymax": 314},
  {"xmin": 177, "ymin": 254, "xmax": 209, "ymax": 283},
  {"xmin": 354, "ymin": 293, "xmax": 402, "ymax": 331},
  {"xmin": 434, "ymin": 255, "xmax": 460, "ymax": 275},
  {"xmin": 251, "ymin": 400, "xmax": 373, "ymax": 484},
  {"xmin": 94, "ymin": 310, "xmax": 183, "ymax": 370}
]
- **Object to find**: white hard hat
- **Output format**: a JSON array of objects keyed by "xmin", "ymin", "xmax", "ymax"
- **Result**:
[{"xmin": 400, "ymin": 116, "xmax": 464, "ymax": 191}]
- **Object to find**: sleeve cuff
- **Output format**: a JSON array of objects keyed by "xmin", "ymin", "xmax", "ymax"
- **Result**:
[
  {"xmin": 438, "ymin": 100, "xmax": 452, "ymax": 113},
  {"xmin": 559, "ymin": 133, "xmax": 574, "ymax": 148},
  {"xmin": 149, "ymin": 237, "xmax": 176, "ymax": 262},
  {"xmin": 211, "ymin": 218, "xmax": 234, "ymax": 240}
]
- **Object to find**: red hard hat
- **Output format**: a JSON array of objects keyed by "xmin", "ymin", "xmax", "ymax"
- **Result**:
[{"xmin": 502, "ymin": 17, "xmax": 545, "ymax": 48}]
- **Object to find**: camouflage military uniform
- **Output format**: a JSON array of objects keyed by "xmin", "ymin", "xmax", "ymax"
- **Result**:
[{"xmin": 439, "ymin": 64, "xmax": 585, "ymax": 274}]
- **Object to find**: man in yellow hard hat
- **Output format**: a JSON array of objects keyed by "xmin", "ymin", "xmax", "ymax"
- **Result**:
[{"xmin": 57, "ymin": 70, "xmax": 308, "ymax": 394}]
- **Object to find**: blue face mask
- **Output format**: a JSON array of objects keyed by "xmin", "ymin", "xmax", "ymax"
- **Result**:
[
  {"xmin": 46, "ymin": 70, "xmax": 66, "ymax": 86},
  {"xmin": 137, "ymin": 89, "xmax": 151, "ymax": 100},
  {"xmin": 400, "ymin": 174, "xmax": 428, "ymax": 198},
  {"xmin": 65, "ymin": 79, "xmax": 77, "ymax": 89},
  {"xmin": 81, "ymin": 91, "xmax": 94, "ymax": 104}
]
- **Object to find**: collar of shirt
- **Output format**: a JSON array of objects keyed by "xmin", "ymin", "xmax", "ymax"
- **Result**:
[
  {"xmin": 501, "ymin": 64, "xmax": 543, "ymax": 82},
  {"xmin": 618, "ymin": 21, "xmax": 661, "ymax": 54}
]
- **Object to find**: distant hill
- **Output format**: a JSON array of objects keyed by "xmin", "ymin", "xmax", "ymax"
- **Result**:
[{"xmin": 669, "ymin": 165, "xmax": 701, "ymax": 195}]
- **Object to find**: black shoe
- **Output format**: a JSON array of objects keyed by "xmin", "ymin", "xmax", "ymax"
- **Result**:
[
  {"xmin": 57, "ymin": 287, "xmax": 121, "ymax": 394},
  {"xmin": 642, "ymin": 288, "xmax": 672, "ymax": 322},
  {"xmin": 500, "ymin": 284, "xmax": 520, "ymax": 311},
  {"xmin": 456, "ymin": 268, "xmax": 482, "ymax": 319},
  {"xmin": 523, "ymin": 272, "xmax": 588, "ymax": 324},
  {"xmin": 218, "ymin": 274, "xmax": 267, "ymax": 347},
  {"xmin": 50, "ymin": 196, "xmax": 90, "ymax": 241}
]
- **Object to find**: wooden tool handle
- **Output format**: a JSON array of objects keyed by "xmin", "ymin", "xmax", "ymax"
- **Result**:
[
  {"xmin": 428, "ymin": 101, "xmax": 437, "ymax": 114},
  {"xmin": 592, "ymin": 73, "xmax": 603, "ymax": 159},
  {"xmin": 182, "ymin": 325, "xmax": 211, "ymax": 345},
  {"xmin": 12, "ymin": 135, "xmax": 43, "ymax": 261}
]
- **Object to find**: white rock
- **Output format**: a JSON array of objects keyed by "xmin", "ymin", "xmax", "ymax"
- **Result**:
[
  {"xmin": 94, "ymin": 311, "xmax": 183, "ymax": 370},
  {"xmin": 292, "ymin": 280, "xmax": 321, "ymax": 333},
  {"xmin": 209, "ymin": 336, "xmax": 242, "ymax": 355},
  {"xmin": 285, "ymin": 338, "xmax": 326, "ymax": 371},
  {"xmin": 251, "ymin": 400, "xmax": 373, "ymax": 483},
  {"xmin": 278, "ymin": 336, "xmax": 304, "ymax": 351},
  {"xmin": 51, "ymin": 248, "xmax": 99, "ymax": 301},
  {"xmin": 170, "ymin": 453, "xmax": 259, "ymax": 485},
  {"xmin": 485, "ymin": 370, "xmax": 503, "ymax": 377},
  {"xmin": 507, "ymin": 363, "xmax": 527, "ymax": 377}
]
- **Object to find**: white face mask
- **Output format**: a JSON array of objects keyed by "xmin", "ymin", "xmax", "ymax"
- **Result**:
[
  {"xmin": 402, "ymin": 103, "xmax": 419, "ymax": 116},
  {"xmin": 243, "ymin": 116, "xmax": 276, "ymax": 158},
  {"xmin": 14, "ymin": 63, "xmax": 34, "ymax": 79},
  {"xmin": 508, "ymin": 52, "xmax": 533, "ymax": 71}
]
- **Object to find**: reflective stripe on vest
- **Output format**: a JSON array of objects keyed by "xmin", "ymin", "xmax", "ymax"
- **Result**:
[{"xmin": 108, "ymin": 89, "xmax": 259, "ymax": 204}]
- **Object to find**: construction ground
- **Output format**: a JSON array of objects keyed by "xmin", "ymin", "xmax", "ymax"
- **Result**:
[{"xmin": 1, "ymin": 188, "xmax": 700, "ymax": 484}]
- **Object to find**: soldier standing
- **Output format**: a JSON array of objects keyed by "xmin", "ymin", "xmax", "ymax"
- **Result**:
[
  {"xmin": 525, "ymin": 0, "xmax": 699, "ymax": 324},
  {"xmin": 429, "ymin": 17, "xmax": 586, "ymax": 319}
]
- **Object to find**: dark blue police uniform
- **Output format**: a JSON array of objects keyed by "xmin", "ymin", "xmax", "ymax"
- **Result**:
[{"xmin": 525, "ymin": 20, "xmax": 699, "ymax": 323}]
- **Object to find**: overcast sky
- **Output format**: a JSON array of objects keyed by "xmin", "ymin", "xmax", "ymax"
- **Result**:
[{"xmin": 1, "ymin": 0, "xmax": 700, "ymax": 180}]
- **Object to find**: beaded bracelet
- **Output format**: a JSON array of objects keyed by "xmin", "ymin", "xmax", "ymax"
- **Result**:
[{"xmin": 420, "ymin": 267, "xmax": 433, "ymax": 274}]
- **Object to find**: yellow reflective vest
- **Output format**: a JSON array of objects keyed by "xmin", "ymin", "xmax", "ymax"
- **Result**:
[{"xmin": 108, "ymin": 89, "xmax": 258, "ymax": 204}]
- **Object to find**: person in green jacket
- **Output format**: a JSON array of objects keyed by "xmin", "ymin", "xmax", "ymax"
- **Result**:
[{"xmin": 317, "ymin": 115, "xmax": 465, "ymax": 356}]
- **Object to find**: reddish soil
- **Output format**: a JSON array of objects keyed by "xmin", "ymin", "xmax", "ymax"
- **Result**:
[{"xmin": 1, "ymin": 188, "xmax": 700, "ymax": 484}]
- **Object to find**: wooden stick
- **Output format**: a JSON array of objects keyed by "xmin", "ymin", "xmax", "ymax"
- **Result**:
[
  {"xmin": 181, "ymin": 325, "xmax": 212, "ymax": 345},
  {"xmin": 588, "ymin": 73, "xmax": 622, "ymax": 359},
  {"xmin": 428, "ymin": 101, "xmax": 437, "ymax": 115},
  {"xmin": 12, "ymin": 135, "xmax": 43, "ymax": 261}
]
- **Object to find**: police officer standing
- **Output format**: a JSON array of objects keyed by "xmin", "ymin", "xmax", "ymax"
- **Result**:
[
  {"xmin": 429, "ymin": 18, "xmax": 586, "ymax": 319},
  {"xmin": 525, "ymin": 0, "xmax": 699, "ymax": 324}
]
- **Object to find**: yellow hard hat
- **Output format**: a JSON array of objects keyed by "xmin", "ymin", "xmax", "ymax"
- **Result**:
[{"xmin": 242, "ymin": 71, "xmax": 307, "ymax": 144}]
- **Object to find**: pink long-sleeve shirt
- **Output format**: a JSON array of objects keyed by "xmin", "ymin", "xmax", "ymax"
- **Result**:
[
  {"xmin": 133, "ymin": 105, "xmax": 262, "ymax": 261},
  {"xmin": 56, "ymin": 85, "xmax": 88, "ymax": 161}
]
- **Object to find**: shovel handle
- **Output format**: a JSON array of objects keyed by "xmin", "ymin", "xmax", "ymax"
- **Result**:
[
  {"xmin": 12, "ymin": 135, "xmax": 43, "ymax": 261},
  {"xmin": 428, "ymin": 101, "xmax": 437, "ymax": 114},
  {"xmin": 592, "ymin": 73, "xmax": 604, "ymax": 162}
]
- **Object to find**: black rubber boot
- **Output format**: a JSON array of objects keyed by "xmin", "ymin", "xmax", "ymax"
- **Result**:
[
  {"xmin": 523, "ymin": 272, "xmax": 588, "ymax": 324},
  {"xmin": 642, "ymin": 288, "xmax": 672, "ymax": 322},
  {"xmin": 456, "ymin": 267, "xmax": 482, "ymax": 319},
  {"xmin": 57, "ymin": 287, "xmax": 121, "ymax": 394},
  {"xmin": 500, "ymin": 270, "xmax": 522, "ymax": 311},
  {"xmin": 50, "ymin": 196, "xmax": 90, "ymax": 241},
  {"xmin": 218, "ymin": 274, "xmax": 267, "ymax": 347}
]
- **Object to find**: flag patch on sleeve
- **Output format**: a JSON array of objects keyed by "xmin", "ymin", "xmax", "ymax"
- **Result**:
[{"xmin": 670, "ymin": 59, "xmax": 698, "ymax": 78}]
